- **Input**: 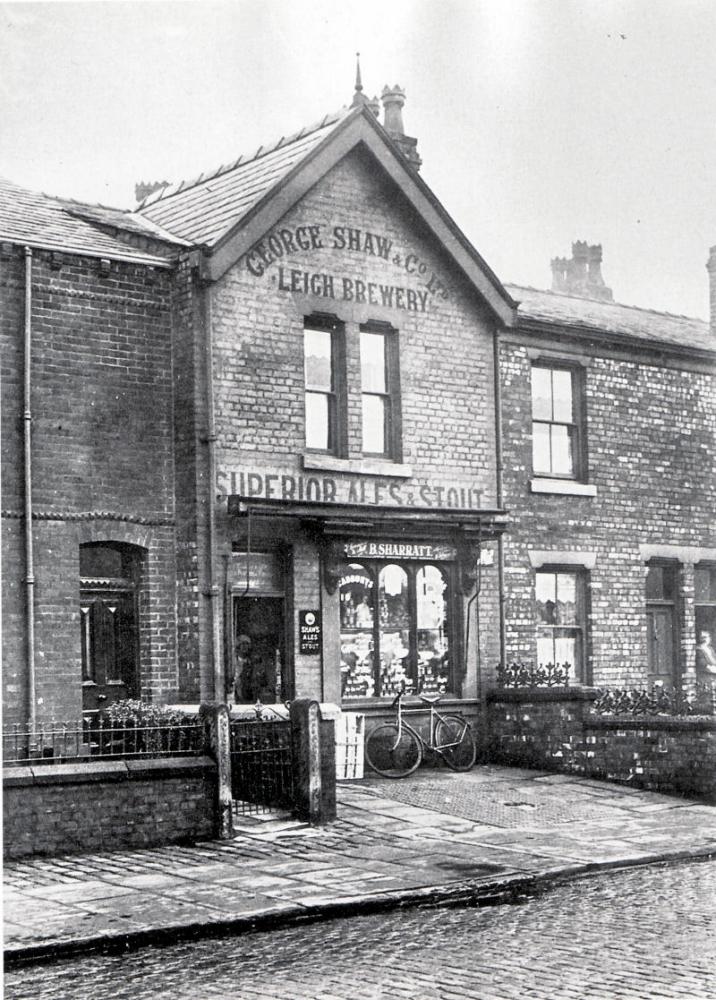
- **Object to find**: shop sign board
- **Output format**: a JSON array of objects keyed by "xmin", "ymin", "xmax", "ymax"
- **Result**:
[
  {"xmin": 344, "ymin": 541, "xmax": 457, "ymax": 562},
  {"xmin": 219, "ymin": 469, "xmax": 484, "ymax": 510},
  {"xmin": 299, "ymin": 610, "xmax": 321, "ymax": 655}
]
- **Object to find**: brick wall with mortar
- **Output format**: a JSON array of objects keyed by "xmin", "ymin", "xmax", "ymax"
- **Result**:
[
  {"xmin": 1, "ymin": 246, "xmax": 179, "ymax": 722},
  {"xmin": 208, "ymin": 148, "xmax": 502, "ymax": 705},
  {"xmin": 487, "ymin": 689, "xmax": 716, "ymax": 800},
  {"xmin": 499, "ymin": 336, "xmax": 716, "ymax": 687},
  {"xmin": 2, "ymin": 757, "xmax": 217, "ymax": 859}
]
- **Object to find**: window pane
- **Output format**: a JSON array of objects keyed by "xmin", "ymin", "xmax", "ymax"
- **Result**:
[
  {"xmin": 304, "ymin": 328, "xmax": 332, "ymax": 390},
  {"xmin": 532, "ymin": 422, "xmax": 551, "ymax": 474},
  {"xmin": 553, "ymin": 633, "xmax": 577, "ymax": 673},
  {"xmin": 551, "ymin": 369, "xmax": 573, "ymax": 422},
  {"xmin": 536, "ymin": 632, "xmax": 555, "ymax": 667},
  {"xmin": 550, "ymin": 425, "xmax": 574, "ymax": 475},
  {"xmin": 305, "ymin": 392, "xmax": 329, "ymax": 450},
  {"xmin": 536, "ymin": 572, "xmax": 557, "ymax": 623},
  {"xmin": 695, "ymin": 568, "xmax": 711, "ymax": 603},
  {"xmin": 416, "ymin": 566, "xmax": 449, "ymax": 695},
  {"xmin": 339, "ymin": 563, "xmax": 375, "ymax": 699},
  {"xmin": 362, "ymin": 394, "xmax": 386, "ymax": 454},
  {"xmin": 556, "ymin": 573, "xmax": 577, "ymax": 623},
  {"xmin": 531, "ymin": 367, "xmax": 553, "ymax": 421},
  {"xmin": 378, "ymin": 565, "xmax": 411, "ymax": 696},
  {"xmin": 360, "ymin": 331, "xmax": 386, "ymax": 392}
]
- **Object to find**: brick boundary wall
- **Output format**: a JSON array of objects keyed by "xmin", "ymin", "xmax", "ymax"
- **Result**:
[
  {"xmin": 486, "ymin": 689, "xmax": 716, "ymax": 802},
  {"xmin": 3, "ymin": 756, "xmax": 218, "ymax": 860}
]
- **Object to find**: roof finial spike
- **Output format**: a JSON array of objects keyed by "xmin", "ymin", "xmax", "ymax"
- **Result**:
[{"xmin": 351, "ymin": 52, "xmax": 369, "ymax": 108}]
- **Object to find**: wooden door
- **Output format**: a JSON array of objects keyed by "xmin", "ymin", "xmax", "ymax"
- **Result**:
[
  {"xmin": 81, "ymin": 589, "xmax": 138, "ymax": 713},
  {"xmin": 646, "ymin": 606, "xmax": 676, "ymax": 687}
]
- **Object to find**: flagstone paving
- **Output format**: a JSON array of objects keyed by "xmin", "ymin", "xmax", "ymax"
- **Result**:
[{"xmin": 4, "ymin": 765, "xmax": 715, "ymax": 964}]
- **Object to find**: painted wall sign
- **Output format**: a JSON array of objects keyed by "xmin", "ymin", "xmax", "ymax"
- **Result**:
[
  {"xmin": 244, "ymin": 222, "xmax": 450, "ymax": 303},
  {"xmin": 299, "ymin": 610, "xmax": 321, "ymax": 655},
  {"xmin": 277, "ymin": 268, "xmax": 430, "ymax": 313},
  {"xmin": 218, "ymin": 469, "xmax": 484, "ymax": 510},
  {"xmin": 344, "ymin": 541, "xmax": 457, "ymax": 562}
]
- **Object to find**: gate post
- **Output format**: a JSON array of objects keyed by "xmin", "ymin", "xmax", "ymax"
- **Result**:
[
  {"xmin": 199, "ymin": 703, "xmax": 233, "ymax": 839},
  {"xmin": 289, "ymin": 699, "xmax": 336, "ymax": 824}
]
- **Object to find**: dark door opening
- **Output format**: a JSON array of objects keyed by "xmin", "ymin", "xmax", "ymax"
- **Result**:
[{"xmin": 233, "ymin": 596, "xmax": 289, "ymax": 703}]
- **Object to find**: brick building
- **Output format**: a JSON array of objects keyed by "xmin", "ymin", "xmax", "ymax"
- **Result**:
[
  {"xmin": 2, "ymin": 80, "xmax": 715, "ymax": 731},
  {"xmin": 501, "ymin": 251, "xmax": 716, "ymax": 691}
]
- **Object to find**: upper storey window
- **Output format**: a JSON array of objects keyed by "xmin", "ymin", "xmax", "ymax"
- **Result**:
[
  {"xmin": 360, "ymin": 326, "xmax": 399, "ymax": 459},
  {"xmin": 531, "ymin": 364, "xmax": 582, "ymax": 478},
  {"xmin": 304, "ymin": 321, "xmax": 340, "ymax": 452}
]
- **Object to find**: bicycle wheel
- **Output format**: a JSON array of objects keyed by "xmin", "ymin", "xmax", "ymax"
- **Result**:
[
  {"xmin": 365, "ymin": 723, "xmax": 422, "ymax": 778},
  {"xmin": 435, "ymin": 715, "xmax": 476, "ymax": 771}
]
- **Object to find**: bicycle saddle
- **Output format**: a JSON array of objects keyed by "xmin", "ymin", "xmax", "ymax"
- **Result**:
[{"xmin": 418, "ymin": 693, "xmax": 442, "ymax": 705}]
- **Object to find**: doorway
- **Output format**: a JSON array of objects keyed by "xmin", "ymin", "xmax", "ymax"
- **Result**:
[
  {"xmin": 646, "ymin": 562, "xmax": 678, "ymax": 687},
  {"xmin": 232, "ymin": 596, "xmax": 288, "ymax": 703},
  {"xmin": 80, "ymin": 543, "xmax": 140, "ymax": 713}
]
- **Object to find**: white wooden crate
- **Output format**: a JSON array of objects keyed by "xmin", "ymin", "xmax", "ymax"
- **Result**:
[{"xmin": 335, "ymin": 712, "xmax": 365, "ymax": 780}]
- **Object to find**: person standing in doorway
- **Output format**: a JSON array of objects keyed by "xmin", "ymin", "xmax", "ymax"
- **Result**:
[{"xmin": 695, "ymin": 630, "xmax": 716, "ymax": 678}]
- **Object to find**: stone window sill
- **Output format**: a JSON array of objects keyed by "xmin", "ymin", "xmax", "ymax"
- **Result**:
[
  {"xmin": 530, "ymin": 478, "xmax": 597, "ymax": 497},
  {"xmin": 302, "ymin": 454, "xmax": 413, "ymax": 478}
]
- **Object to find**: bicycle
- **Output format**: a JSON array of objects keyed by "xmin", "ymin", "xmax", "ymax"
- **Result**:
[{"xmin": 364, "ymin": 685, "xmax": 477, "ymax": 778}]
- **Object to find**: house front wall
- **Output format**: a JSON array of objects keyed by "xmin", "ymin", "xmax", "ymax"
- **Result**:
[
  {"xmin": 1, "ymin": 246, "xmax": 178, "ymax": 725},
  {"xmin": 205, "ymin": 147, "xmax": 504, "ymax": 719},
  {"xmin": 500, "ymin": 332, "xmax": 716, "ymax": 688}
]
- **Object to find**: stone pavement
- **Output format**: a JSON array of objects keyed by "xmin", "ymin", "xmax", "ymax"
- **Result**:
[{"xmin": 4, "ymin": 765, "xmax": 716, "ymax": 965}]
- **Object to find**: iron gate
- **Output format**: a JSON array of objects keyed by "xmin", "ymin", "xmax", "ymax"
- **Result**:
[{"xmin": 229, "ymin": 717, "xmax": 295, "ymax": 816}]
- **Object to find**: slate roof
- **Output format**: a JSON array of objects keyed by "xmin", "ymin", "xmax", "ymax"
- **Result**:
[
  {"xmin": 0, "ymin": 176, "xmax": 182, "ymax": 265},
  {"xmin": 137, "ymin": 109, "xmax": 350, "ymax": 246},
  {"xmin": 506, "ymin": 283, "xmax": 713, "ymax": 354}
]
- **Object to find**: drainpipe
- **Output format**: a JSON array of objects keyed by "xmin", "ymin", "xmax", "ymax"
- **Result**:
[
  {"xmin": 202, "ymin": 281, "xmax": 223, "ymax": 702},
  {"xmin": 493, "ymin": 328, "xmax": 506, "ymax": 671},
  {"xmin": 23, "ymin": 247, "xmax": 36, "ymax": 732}
]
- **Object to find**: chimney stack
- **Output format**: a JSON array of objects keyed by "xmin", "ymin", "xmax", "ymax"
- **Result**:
[
  {"xmin": 707, "ymin": 246, "xmax": 716, "ymax": 336},
  {"xmin": 135, "ymin": 180, "xmax": 169, "ymax": 204},
  {"xmin": 381, "ymin": 85, "xmax": 422, "ymax": 171},
  {"xmin": 550, "ymin": 241, "xmax": 613, "ymax": 301}
]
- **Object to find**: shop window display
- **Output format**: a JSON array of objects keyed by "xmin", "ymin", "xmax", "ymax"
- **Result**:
[{"xmin": 340, "ymin": 561, "xmax": 452, "ymax": 700}]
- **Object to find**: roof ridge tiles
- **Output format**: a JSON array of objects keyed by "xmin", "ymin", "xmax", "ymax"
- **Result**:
[
  {"xmin": 137, "ymin": 105, "xmax": 350, "ymax": 210},
  {"xmin": 507, "ymin": 283, "xmax": 705, "ymax": 325}
]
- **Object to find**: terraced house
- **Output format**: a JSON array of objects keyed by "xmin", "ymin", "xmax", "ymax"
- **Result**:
[{"xmin": 2, "ymin": 78, "xmax": 715, "ymax": 737}]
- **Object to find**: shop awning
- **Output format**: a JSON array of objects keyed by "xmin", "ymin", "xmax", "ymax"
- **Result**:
[{"xmin": 227, "ymin": 497, "xmax": 509, "ymax": 540}]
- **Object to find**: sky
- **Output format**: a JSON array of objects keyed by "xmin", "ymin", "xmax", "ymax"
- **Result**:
[{"xmin": 1, "ymin": 0, "xmax": 715, "ymax": 318}]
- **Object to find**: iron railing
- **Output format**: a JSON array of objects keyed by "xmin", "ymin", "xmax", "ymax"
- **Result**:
[
  {"xmin": 496, "ymin": 660, "xmax": 571, "ymax": 688},
  {"xmin": 229, "ymin": 717, "xmax": 295, "ymax": 815},
  {"xmin": 3, "ymin": 715, "xmax": 205, "ymax": 766},
  {"xmin": 592, "ymin": 683, "xmax": 716, "ymax": 717}
]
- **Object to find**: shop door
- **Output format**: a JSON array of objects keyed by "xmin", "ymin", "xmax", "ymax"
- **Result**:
[
  {"xmin": 233, "ymin": 597, "xmax": 288, "ymax": 703},
  {"xmin": 646, "ymin": 607, "xmax": 676, "ymax": 687},
  {"xmin": 81, "ymin": 589, "xmax": 139, "ymax": 713}
]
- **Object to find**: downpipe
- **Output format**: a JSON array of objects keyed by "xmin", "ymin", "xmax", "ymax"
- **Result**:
[
  {"xmin": 23, "ymin": 247, "xmax": 36, "ymax": 732},
  {"xmin": 202, "ymin": 282, "xmax": 223, "ymax": 703},
  {"xmin": 493, "ymin": 329, "xmax": 506, "ymax": 671}
]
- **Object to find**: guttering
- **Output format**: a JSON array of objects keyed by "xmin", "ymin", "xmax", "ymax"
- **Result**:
[
  {"xmin": 493, "ymin": 328, "xmax": 506, "ymax": 671},
  {"xmin": 202, "ymin": 282, "xmax": 223, "ymax": 702},
  {"xmin": 23, "ymin": 247, "xmax": 36, "ymax": 732},
  {"xmin": 0, "ymin": 235, "xmax": 174, "ymax": 270}
]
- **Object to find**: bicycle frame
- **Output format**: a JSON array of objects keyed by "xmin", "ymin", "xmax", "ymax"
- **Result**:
[{"xmin": 392, "ymin": 689, "xmax": 468, "ymax": 755}]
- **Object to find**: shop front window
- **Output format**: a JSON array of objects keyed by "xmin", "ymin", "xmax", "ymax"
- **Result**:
[{"xmin": 340, "ymin": 561, "xmax": 453, "ymax": 699}]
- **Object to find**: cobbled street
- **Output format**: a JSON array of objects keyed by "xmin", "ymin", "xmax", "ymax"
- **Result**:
[{"xmin": 6, "ymin": 859, "xmax": 715, "ymax": 1000}]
